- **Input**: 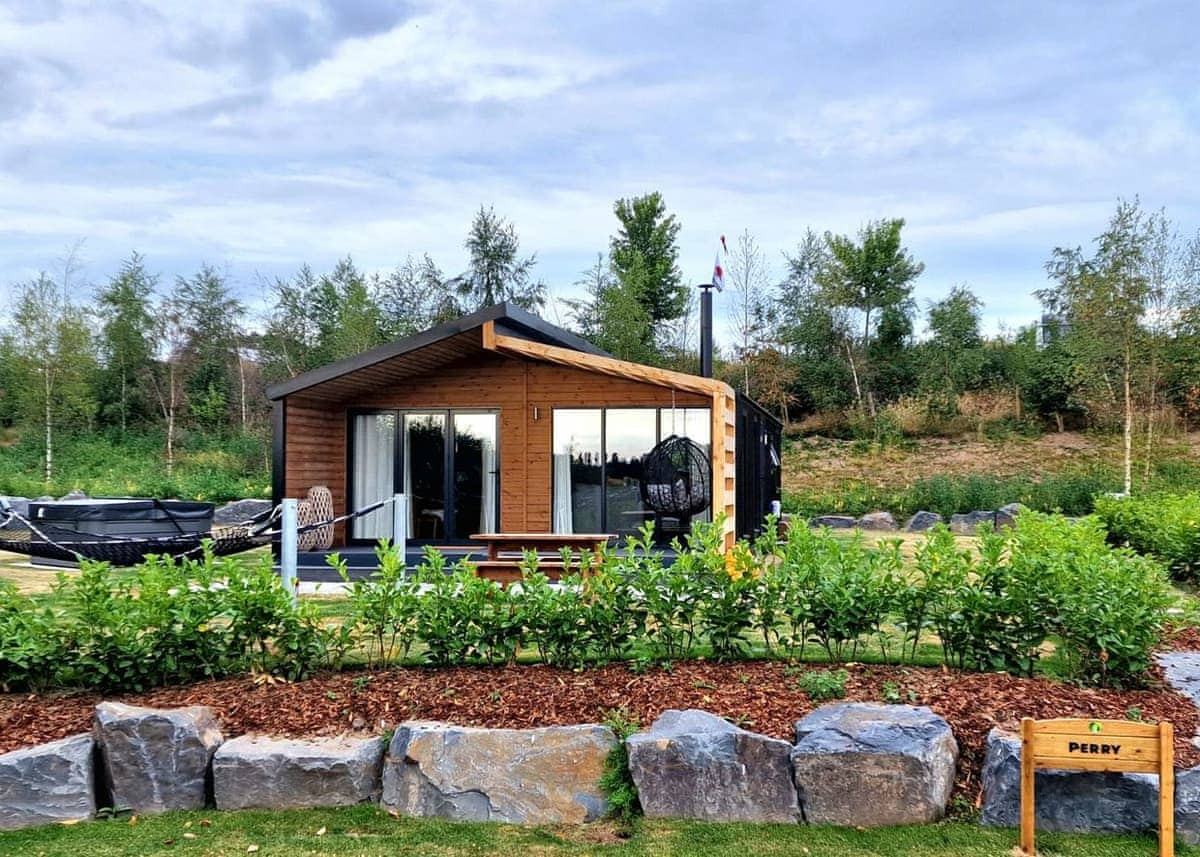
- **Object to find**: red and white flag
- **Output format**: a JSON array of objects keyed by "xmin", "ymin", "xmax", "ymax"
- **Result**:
[{"xmin": 711, "ymin": 235, "xmax": 727, "ymax": 291}]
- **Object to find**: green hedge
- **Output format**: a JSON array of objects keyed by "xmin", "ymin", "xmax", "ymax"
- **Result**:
[
  {"xmin": 0, "ymin": 513, "xmax": 1169, "ymax": 693},
  {"xmin": 1094, "ymin": 492, "xmax": 1200, "ymax": 581}
]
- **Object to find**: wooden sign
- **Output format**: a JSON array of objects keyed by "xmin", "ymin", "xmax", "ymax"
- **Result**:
[{"xmin": 1020, "ymin": 717, "xmax": 1174, "ymax": 856}]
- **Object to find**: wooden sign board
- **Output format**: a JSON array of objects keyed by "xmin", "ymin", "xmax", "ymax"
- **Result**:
[{"xmin": 1020, "ymin": 717, "xmax": 1174, "ymax": 856}]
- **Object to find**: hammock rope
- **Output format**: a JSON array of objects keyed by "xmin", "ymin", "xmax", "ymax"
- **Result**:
[{"xmin": 0, "ymin": 496, "xmax": 395, "ymax": 566}]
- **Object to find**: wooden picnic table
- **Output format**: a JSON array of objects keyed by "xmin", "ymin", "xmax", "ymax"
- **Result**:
[
  {"xmin": 468, "ymin": 533, "xmax": 615, "ymax": 584},
  {"xmin": 469, "ymin": 532, "xmax": 615, "ymax": 562}
]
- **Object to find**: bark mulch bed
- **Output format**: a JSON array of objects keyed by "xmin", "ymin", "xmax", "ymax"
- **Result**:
[{"xmin": 2, "ymin": 661, "xmax": 1197, "ymax": 804}]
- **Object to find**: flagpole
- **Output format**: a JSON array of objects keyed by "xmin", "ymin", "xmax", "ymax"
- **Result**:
[{"xmin": 700, "ymin": 283, "xmax": 713, "ymax": 378}]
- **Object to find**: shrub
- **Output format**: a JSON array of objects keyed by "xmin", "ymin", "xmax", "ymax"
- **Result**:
[
  {"xmin": 598, "ymin": 708, "xmax": 641, "ymax": 824},
  {"xmin": 796, "ymin": 668, "xmax": 849, "ymax": 701},
  {"xmin": 1094, "ymin": 492, "xmax": 1200, "ymax": 580}
]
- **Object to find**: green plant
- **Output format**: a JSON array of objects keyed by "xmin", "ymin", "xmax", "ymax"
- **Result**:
[
  {"xmin": 598, "ymin": 708, "xmax": 641, "ymax": 825},
  {"xmin": 1095, "ymin": 492, "xmax": 1200, "ymax": 581},
  {"xmin": 335, "ymin": 540, "xmax": 420, "ymax": 668},
  {"xmin": 880, "ymin": 681, "xmax": 902, "ymax": 704},
  {"xmin": 796, "ymin": 668, "xmax": 849, "ymax": 701}
]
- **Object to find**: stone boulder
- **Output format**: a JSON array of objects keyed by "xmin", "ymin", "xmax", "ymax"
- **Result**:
[
  {"xmin": 979, "ymin": 728, "xmax": 1157, "ymax": 833},
  {"xmin": 627, "ymin": 709, "xmax": 798, "ymax": 823},
  {"xmin": 57, "ymin": 490, "xmax": 88, "ymax": 501},
  {"xmin": 213, "ymin": 734, "xmax": 384, "ymax": 810},
  {"xmin": 857, "ymin": 511, "xmax": 897, "ymax": 531},
  {"xmin": 994, "ymin": 503, "xmax": 1024, "ymax": 530},
  {"xmin": 0, "ymin": 734, "xmax": 95, "ymax": 831},
  {"xmin": 382, "ymin": 722, "xmax": 614, "ymax": 824},
  {"xmin": 1175, "ymin": 766, "xmax": 1200, "ymax": 846},
  {"xmin": 94, "ymin": 702, "xmax": 223, "ymax": 813},
  {"xmin": 949, "ymin": 510, "xmax": 997, "ymax": 534},
  {"xmin": 904, "ymin": 510, "xmax": 943, "ymax": 532},
  {"xmin": 213, "ymin": 499, "xmax": 273, "ymax": 526},
  {"xmin": 809, "ymin": 515, "xmax": 857, "ymax": 529},
  {"xmin": 791, "ymin": 703, "xmax": 957, "ymax": 826}
]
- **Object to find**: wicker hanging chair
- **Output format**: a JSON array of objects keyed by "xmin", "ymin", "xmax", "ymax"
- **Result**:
[{"xmin": 639, "ymin": 434, "xmax": 711, "ymax": 519}]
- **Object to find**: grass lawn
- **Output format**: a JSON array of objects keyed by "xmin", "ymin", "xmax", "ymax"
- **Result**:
[{"xmin": 0, "ymin": 807, "xmax": 1191, "ymax": 857}]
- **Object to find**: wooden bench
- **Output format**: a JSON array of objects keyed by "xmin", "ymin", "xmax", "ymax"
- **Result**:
[{"xmin": 468, "ymin": 532, "xmax": 614, "ymax": 584}]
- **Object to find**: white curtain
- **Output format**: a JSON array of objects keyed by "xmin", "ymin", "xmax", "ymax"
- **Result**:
[
  {"xmin": 403, "ymin": 416, "xmax": 414, "ymax": 533},
  {"xmin": 353, "ymin": 413, "xmax": 395, "ymax": 541},
  {"xmin": 479, "ymin": 431, "xmax": 496, "ymax": 532},
  {"xmin": 552, "ymin": 453, "xmax": 573, "ymax": 533}
]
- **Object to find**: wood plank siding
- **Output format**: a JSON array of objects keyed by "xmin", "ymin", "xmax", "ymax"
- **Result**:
[{"xmin": 282, "ymin": 351, "xmax": 711, "ymax": 544}]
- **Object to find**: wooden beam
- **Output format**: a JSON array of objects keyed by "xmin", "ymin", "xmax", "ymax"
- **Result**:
[
  {"xmin": 481, "ymin": 319, "xmax": 497, "ymax": 350},
  {"xmin": 490, "ymin": 333, "xmax": 735, "ymax": 399}
]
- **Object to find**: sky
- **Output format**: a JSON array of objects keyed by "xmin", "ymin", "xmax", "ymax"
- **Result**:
[{"xmin": 1, "ymin": 0, "xmax": 1198, "ymax": 342}]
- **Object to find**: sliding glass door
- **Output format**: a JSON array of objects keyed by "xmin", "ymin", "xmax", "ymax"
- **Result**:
[
  {"xmin": 349, "ymin": 410, "xmax": 498, "ymax": 544},
  {"xmin": 552, "ymin": 407, "xmax": 711, "ymax": 539}
]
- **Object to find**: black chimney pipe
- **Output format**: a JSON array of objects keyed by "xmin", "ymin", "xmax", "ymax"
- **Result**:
[{"xmin": 699, "ymin": 284, "xmax": 713, "ymax": 378}]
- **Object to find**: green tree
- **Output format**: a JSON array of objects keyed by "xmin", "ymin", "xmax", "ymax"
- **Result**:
[
  {"xmin": 147, "ymin": 284, "xmax": 189, "ymax": 477},
  {"xmin": 95, "ymin": 253, "xmax": 157, "ymax": 432},
  {"xmin": 570, "ymin": 253, "xmax": 657, "ymax": 364},
  {"xmin": 457, "ymin": 206, "xmax": 544, "ymax": 311},
  {"xmin": 817, "ymin": 218, "xmax": 924, "ymax": 411},
  {"xmin": 779, "ymin": 229, "xmax": 854, "ymax": 415},
  {"xmin": 9, "ymin": 274, "xmax": 97, "ymax": 483},
  {"xmin": 609, "ymin": 192, "xmax": 686, "ymax": 326},
  {"xmin": 380, "ymin": 253, "xmax": 459, "ymax": 338},
  {"xmin": 176, "ymin": 265, "xmax": 244, "ymax": 431},
  {"xmin": 312, "ymin": 257, "xmax": 388, "ymax": 363},
  {"xmin": 920, "ymin": 285, "xmax": 986, "ymax": 395},
  {"xmin": 1039, "ymin": 198, "xmax": 1153, "ymax": 494}
]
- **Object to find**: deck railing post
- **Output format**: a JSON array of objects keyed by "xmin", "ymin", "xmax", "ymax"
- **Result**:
[
  {"xmin": 392, "ymin": 493, "xmax": 408, "ymax": 561},
  {"xmin": 281, "ymin": 497, "xmax": 298, "ymax": 605}
]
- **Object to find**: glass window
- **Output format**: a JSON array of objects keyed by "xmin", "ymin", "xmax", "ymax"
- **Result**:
[
  {"xmin": 605, "ymin": 408, "xmax": 658, "ymax": 537},
  {"xmin": 552, "ymin": 409, "xmax": 602, "ymax": 533},
  {"xmin": 659, "ymin": 407, "xmax": 712, "ymax": 525}
]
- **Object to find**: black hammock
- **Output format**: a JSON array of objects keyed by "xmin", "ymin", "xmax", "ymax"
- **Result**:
[{"xmin": 0, "ymin": 498, "xmax": 391, "ymax": 566}]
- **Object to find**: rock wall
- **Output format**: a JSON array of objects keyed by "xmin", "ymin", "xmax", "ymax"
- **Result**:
[{"xmin": 1, "ymin": 699, "xmax": 1197, "ymax": 840}]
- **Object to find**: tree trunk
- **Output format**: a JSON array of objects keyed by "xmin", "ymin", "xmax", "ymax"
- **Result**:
[
  {"xmin": 120, "ymin": 369, "xmax": 127, "ymax": 434},
  {"xmin": 238, "ymin": 351, "xmax": 248, "ymax": 430},
  {"xmin": 43, "ymin": 373, "xmax": 53, "ymax": 484},
  {"xmin": 1123, "ymin": 348, "xmax": 1133, "ymax": 495},
  {"xmin": 845, "ymin": 340, "xmax": 863, "ymax": 411},
  {"xmin": 166, "ymin": 368, "xmax": 177, "ymax": 478}
]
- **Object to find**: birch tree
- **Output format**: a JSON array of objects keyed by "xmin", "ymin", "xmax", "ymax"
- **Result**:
[{"xmin": 10, "ymin": 274, "xmax": 96, "ymax": 483}]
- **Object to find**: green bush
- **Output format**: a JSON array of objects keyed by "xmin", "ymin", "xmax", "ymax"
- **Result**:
[
  {"xmin": 796, "ymin": 668, "xmax": 849, "ymax": 701},
  {"xmin": 0, "ymin": 548, "xmax": 334, "ymax": 693},
  {"xmin": 1094, "ymin": 493, "xmax": 1200, "ymax": 581}
]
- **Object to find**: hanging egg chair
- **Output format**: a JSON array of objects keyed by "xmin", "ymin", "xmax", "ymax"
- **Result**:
[{"xmin": 640, "ymin": 434, "xmax": 712, "ymax": 521}]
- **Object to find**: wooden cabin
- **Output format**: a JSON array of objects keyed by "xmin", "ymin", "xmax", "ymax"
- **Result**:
[{"xmin": 267, "ymin": 304, "xmax": 781, "ymax": 551}]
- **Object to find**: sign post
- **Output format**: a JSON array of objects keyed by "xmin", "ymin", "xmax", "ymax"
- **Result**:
[{"xmin": 1020, "ymin": 717, "xmax": 1174, "ymax": 856}]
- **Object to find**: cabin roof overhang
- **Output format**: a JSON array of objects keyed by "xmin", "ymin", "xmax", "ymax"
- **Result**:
[{"xmin": 265, "ymin": 302, "xmax": 609, "ymax": 404}]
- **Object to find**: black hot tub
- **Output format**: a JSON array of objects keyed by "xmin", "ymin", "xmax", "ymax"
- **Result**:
[{"xmin": 29, "ymin": 498, "xmax": 215, "ymax": 567}]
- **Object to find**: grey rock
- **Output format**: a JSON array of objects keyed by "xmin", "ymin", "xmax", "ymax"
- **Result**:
[
  {"xmin": 1157, "ymin": 652, "xmax": 1200, "ymax": 708},
  {"xmin": 213, "ymin": 499, "xmax": 273, "ymax": 526},
  {"xmin": 1176, "ymin": 766, "xmax": 1200, "ymax": 846},
  {"xmin": 94, "ymin": 702, "xmax": 223, "ymax": 813},
  {"xmin": 34, "ymin": 495, "xmax": 53, "ymax": 503},
  {"xmin": 792, "ymin": 703, "xmax": 957, "ymax": 826},
  {"xmin": 857, "ymin": 511, "xmax": 897, "ymax": 531},
  {"xmin": 57, "ymin": 490, "xmax": 88, "ymax": 501},
  {"xmin": 980, "ymin": 728, "xmax": 1157, "ymax": 833},
  {"xmin": 949, "ymin": 510, "xmax": 998, "ymax": 534},
  {"xmin": 0, "ymin": 734, "xmax": 95, "ymax": 831},
  {"xmin": 627, "ymin": 709, "xmax": 799, "ymax": 823},
  {"xmin": 904, "ymin": 510, "xmax": 944, "ymax": 532},
  {"xmin": 809, "ymin": 515, "xmax": 858, "ymax": 529},
  {"xmin": 382, "ymin": 722, "xmax": 614, "ymax": 824},
  {"xmin": 0, "ymin": 496, "xmax": 29, "ymax": 519},
  {"xmin": 995, "ymin": 503, "xmax": 1024, "ymax": 530},
  {"xmin": 213, "ymin": 734, "xmax": 384, "ymax": 810}
]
